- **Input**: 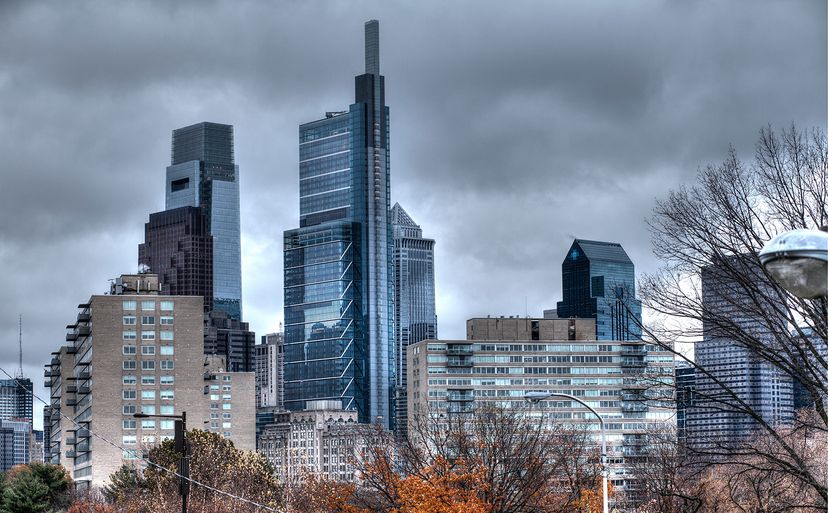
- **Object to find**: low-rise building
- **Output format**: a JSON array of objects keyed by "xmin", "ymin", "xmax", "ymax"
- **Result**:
[
  {"xmin": 407, "ymin": 317, "xmax": 675, "ymax": 493},
  {"xmin": 258, "ymin": 400, "xmax": 370, "ymax": 483}
]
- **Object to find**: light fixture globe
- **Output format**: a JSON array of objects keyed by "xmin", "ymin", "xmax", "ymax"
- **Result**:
[{"xmin": 759, "ymin": 228, "xmax": 828, "ymax": 299}]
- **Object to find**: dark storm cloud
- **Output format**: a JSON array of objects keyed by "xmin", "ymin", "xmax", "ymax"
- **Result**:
[{"xmin": 0, "ymin": 0, "xmax": 824, "ymax": 427}]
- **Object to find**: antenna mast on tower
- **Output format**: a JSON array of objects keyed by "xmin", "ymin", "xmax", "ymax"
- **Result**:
[{"xmin": 15, "ymin": 314, "xmax": 23, "ymax": 379}]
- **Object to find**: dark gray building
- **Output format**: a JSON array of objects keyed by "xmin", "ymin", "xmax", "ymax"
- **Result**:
[
  {"xmin": 139, "ymin": 206, "xmax": 213, "ymax": 312},
  {"xmin": 0, "ymin": 420, "xmax": 31, "ymax": 471},
  {"xmin": 391, "ymin": 203, "xmax": 436, "ymax": 436},
  {"xmin": 205, "ymin": 310, "xmax": 257, "ymax": 373},
  {"xmin": 556, "ymin": 240, "xmax": 642, "ymax": 341}
]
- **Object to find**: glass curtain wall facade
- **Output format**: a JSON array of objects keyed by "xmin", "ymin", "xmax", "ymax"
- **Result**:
[
  {"xmin": 284, "ymin": 20, "xmax": 394, "ymax": 428},
  {"xmin": 165, "ymin": 122, "xmax": 242, "ymax": 320},
  {"xmin": 556, "ymin": 239, "xmax": 642, "ymax": 340},
  {"xmin": 0, "ymin": 379, "xmax": 33, "ymax": 423},
  {"xmin": 391, "ymin": 203, "xmax": 436, "ymax": 436}
]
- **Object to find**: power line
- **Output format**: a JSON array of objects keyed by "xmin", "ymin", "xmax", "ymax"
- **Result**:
[{"xmin": 0, "ymin": 365, "xmax": 284, "ymax": 512}]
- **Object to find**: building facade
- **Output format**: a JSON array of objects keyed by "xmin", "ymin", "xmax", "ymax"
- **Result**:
[
  {"xmin": 44, "ymin": 273, "xmax": 254, "ymax": 488},
  {"xmin": 163, "ymin": 122, "xmax": 242, "ymax": 321},
  {"xmin": 407, "ymin": 317, "xmax": 675, "ymax": 493},
  {"xmin": 0, "ymin": 420, "xmax": 31, "ymax": 471},
  {"xmin": 204, "ymin": 310, "xmax": 256, "ymax": 373},
  {"xmin": 686, "ymin": 259, "xmax": 794, "ymax": 448},
  {"xmin": 139, "ymin": 206, "xmax": 213, "ymax": 312},
  {"xmin": 675, "ymin": 364, "xmax": 696, "ymax": 446},
  {"xmin": 258, "ymin": 400, "xmax": 370, "ymax": 483},
  {"xmin": 556, "ymin": 240, "xmax": 642, "ymax": 341},
  {"xmin": 283, "ymin": 20, "xmax": 394, "ymax": 428},
  {"xmin": 255, "ymin": 333, "xmax": 285, "ymax": 410},
  {"xmin": 391, "ymin": 203, "xmax": 436, "ymax": 436},
  {"xmin": 0, "ymin": 378, "xmax": 33, "ymax": 425}
]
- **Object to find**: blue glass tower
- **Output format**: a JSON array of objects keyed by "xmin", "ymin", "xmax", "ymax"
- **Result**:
[
  {"xmin": 556, "ymin": 239, "xmax": 642, "ymax": 340},
  {"xmin": 165, "ymin": 122, "xmax": 243, "ymax": 320},
  {"xmin": 283, "ymin": 20, "xmax": 394, "ymax": 428}
]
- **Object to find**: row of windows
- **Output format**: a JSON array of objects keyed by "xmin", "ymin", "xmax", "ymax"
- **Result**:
[
  {"xmin": 123, "ymin": 300, "xmax": 174, "ymax": 311},
  {"xmin": 122, "ymin": 360, "xmax": 174, "ymax": 370},
  {"xmin": 122, "ymin": 405, "xmax": 173, "ymax": 416},
  {"xmin": 123, "ymin": 316, "xmax": 173, "ymax": 325},
  {"xmin": 122, "ymin": 375, "xmax": 175, "ymax": 385},
  {"xmin": 122, "ymin": 390, "xmax": 174, "ymax": 400},
  {"xmin": 123, "ymin": 331, "xmax": 174, "ymax": 341},
  {"xmin": 122, "ymin": 345, "xmax": 174, "ymax": 355}
]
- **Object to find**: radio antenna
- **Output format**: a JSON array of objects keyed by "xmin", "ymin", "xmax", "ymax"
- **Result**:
[{"xmin": 16, "ymin": 314, "xmax": 23, "ymax": 379}]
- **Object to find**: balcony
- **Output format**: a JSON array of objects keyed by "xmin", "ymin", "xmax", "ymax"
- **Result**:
[
  {"xmin": 446, "ymin": 345, "xmax": 473, "ymax": 356},
  {"xmin": 66, "ymin": 385, "xmax": 77, "ymax": 393},
  {"xmin": 76, "ymin": 386, "xmax": 91, "ymax": 396},
  {"xmin": 65, "ymin": 332, "xmax": 78, "ymax": 342},
  {"xmin": 44, "ymin": 379, "xmax": 53, "ymax": 388},
  {"xmin": 446, "ymin": 357, "xmax": 473, "ymax": 368},
  {"xmin": 77, "ymin": 313, "xmax": 91, "ymax": 323},
  {"xmin": 65, "ymin": 346, "xmax": 78, "ymax": 354},
  {"xmin": 77, "ymin": 326, "xmax": 91, "ymax": 336},
  {"xmin": 75, "ymin": 428, "xmax": 90, "ymax": 439},
  {"xmin": 44, "ymin": 370, "xmax": 59, "ymax": 378},
  {"xmin": 447, "ymin": 393, "xmax": 474, "ymax": 402},
  {"xmin": 66, "ymin": 398, "xmax": 77, "ymax": 407},
  {"xmin": 65, "ymin": 450, "xmax": 76, "ymax": 459}
]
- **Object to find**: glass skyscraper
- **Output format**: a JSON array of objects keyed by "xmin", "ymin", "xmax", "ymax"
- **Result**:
[
  {"xmin": 556, "ymin": 239, "xmax": 642, "ymax": 340},
  {"xmin": 165, "ymin": 122, "xmax": 243, "ymax": 320},
  {"xmin": 391, "ymin": 203, "xmax": 436, "ymax": 435},
  {"xmin": 284, "ymin": 20, "xmax": 394, "ymax": 428}
]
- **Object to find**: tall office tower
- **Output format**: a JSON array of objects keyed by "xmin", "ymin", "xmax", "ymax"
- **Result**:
[
  {"xmin": 164, "ymin": 122, "xmax": 242, "ymax": 320},
  {"xmin": 390, "ymin": 203, "xmax": 436, "ymax": 435},
  {"xmin": 0, "ymin": 378, "xmax": 33, "ymax": 423},
  {"xmin": 0, "ymin": 420, "xmax": 31, "ymax": 471},
  {"xmin": 255, "ymin": 333, "xmax": 285, "ymax": 409},
  {"xmin": 675, "ymin": 364, "xmax": 696, "ymax": 446},
  {"xmin": 138, "ymin": 206, "xmax": 213, "ymax": 311},
  {"xmin": 44, "ymin": 273, "xmax": 254, "ymax": 488},
  {"xmin": 556, "ymin": 239, "xmax": 642, "ymax": 340},
  {"xmin": 283, "ymin": 20, "xmax": 394, "ymax": 428},
  {"xmin": 687, "ymin": 258, "xmax": 794, "ymax": 448}
]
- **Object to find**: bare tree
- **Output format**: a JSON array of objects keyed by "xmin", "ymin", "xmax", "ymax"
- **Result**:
[{"xmin": 638, "ymin": 125, "xmax": 828, "ymax": 507}]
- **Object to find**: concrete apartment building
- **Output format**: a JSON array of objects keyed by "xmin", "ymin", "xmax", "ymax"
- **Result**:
[
  {"xmin": 258, "ymin": 400, "xmax": 371, "ymax": 483},
  {"xmin": 407, "ymin": 316, "xmax": 675, "ymax": 492},
  {"xmin": 255, "ymin": 332, "xmax": 284, "ymax": 410},
  {"xmin": 44, "ymin": 273, "xmax": 254, "ymax": 488}
]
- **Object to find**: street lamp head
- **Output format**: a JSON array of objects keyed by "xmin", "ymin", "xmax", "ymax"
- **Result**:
[
  {"xmin": 524, "ymin": 392, "xmax": 552, "ymax": 403},
  {"xmin": 759, "ymin": 228, "xmax": 828, "ymax": 299},
  {"xmin": 132, "ymin": 413, "xmax": 149, "ymax": 419}
]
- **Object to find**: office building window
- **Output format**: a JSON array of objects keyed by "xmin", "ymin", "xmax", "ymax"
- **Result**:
[
  {"xmin": 122, "ymin": 390, "xmax": 136, "ymax": 400},
  {"xmin": 123, "ymin": 332, "xmax": 137, "ymax": 341},
  {"xmin": 160, "ymin": 331, "xmax": 174, "ymax": 341},
  {"xmin": 160, "ymin": 301, "xmax": 174, "ymax": 311},
  {"xmin": 141, "ymin": 390, "xmax": 156, "ymax": 400},
  {"xmin": 123, "ymin": 316, "xmax": 136, "ymax": 325},
  {"xmin": 122, "ymin": 346, "xmax": 137, "ymax": 355},
  {"xmin": 123, "ymin": 300, "xmax": 136, "ymax": 310},
  {"xmin": 122, "ymin": 435, "xmax": 137, "ymax": 445},
  {"xmin": 141, "ymin": 420, "xmax": 156, "ymax": 429},
  {"xmin": 160, "ymin": 405, "xmax": 174, "ymax": 415},
  {"xmin": 123, "ymin": 405, "xmax": 136, "ymax": 415},
  {"xmin": 160, "ymin": 376, "xmax": 174, "ymax": 385},
  {"xmin": 160, "ymin": 316, "xmax": 174, "ymax": 325},
  {"xmin": 141, "ymin": 332, "xmax": 156, "ymax": 341},
  {"xmin": 123, "ymin": 361, "xmax": 137, "ymax": 370},
  {"xmin": 160, "ymin": 420, "xmax": 174, "ymax": 430},
  {"xmin": 142, "ymin": 361, "xmax": 155, "ymax": 371},
  {"xmin": 141, "ymin": 406, "xmax": 156, "ymax": 415},
  {"xmin": 160, "ymin": 360, "xmax": 174, "ymax": 370},
  {"xmin": 141, "ymin": 376, "xmax": 156, "ymax": 385},
  {"xmin": 122, "ymin": 376, "xmax": 136, "ymax": 385},
  {"xmin": 141, "ymin": 345, "xmax": 156, "ymax": 356},
  {"xmin": 122, "ymin": 420, "xmax": 136, "ymax": 429},
  {"xmin": 142, "ymin": 316, "xmax": 155, "ymax": 325},
  {"xmin": 160, "ymin": 390, "xmax": 174, "ymax": 400},
  {"xmin": 141, "ymin": 301, "xmax": 156, "ymax": 310}
]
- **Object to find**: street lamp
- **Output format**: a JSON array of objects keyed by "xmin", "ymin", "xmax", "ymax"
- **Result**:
[
  {"xmin": 525, "ymin": 391, "xmax": 609, "ymax": 513},
  {"xmin": 759, "ymin": 228, "xmax": 828, "ymax": 299},
  {"xmin": 134, "ymin": 411, "xmax": 188, "ymax": 513}
]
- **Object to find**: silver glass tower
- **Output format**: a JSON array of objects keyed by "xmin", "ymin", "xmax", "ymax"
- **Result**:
[
  {"xmin": 391, "ymin": 203, "xmax": 436, "ymax": 435},
  {"xmin": 283, "ymin": 20, "xmax": 394, "ymax": 428},
  {"xmin": 165, "ymin": 122, "xmax": 243, "ymax": 320}
]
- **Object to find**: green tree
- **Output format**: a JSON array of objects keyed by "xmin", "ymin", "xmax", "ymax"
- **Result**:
[
  {"xmin": 102, "ymin": 465, "xmax": 144, "ymax": 504},
  {"xmin": 1, "ymin": 464, "xmax": 71, "ymax": 513}
]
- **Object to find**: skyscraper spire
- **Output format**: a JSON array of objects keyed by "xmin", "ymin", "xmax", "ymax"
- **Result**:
[
  {"xmin": 365, "ymin": 19, "xmax": 380, "ymax": 75},
  {"xmin": 16, "ymin": 314, "xmax": 23, "ymax": 379}
]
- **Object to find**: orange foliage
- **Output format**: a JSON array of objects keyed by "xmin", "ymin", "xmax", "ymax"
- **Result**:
[
  {"xmin": 572, "ymin": 477, "xmax": 612, "ymax": 513},
  {"xmin": 394, "ymin": 456, "xmax": 490, "ymax": 513}
]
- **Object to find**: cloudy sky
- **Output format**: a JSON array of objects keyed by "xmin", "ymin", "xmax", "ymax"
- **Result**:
[{"xmin": 0, "ymin": 0, "xmax": 824, "ymax": 429}]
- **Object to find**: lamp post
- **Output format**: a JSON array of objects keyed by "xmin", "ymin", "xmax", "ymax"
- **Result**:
[
  {"xmin": 525, "ymin": 391, "xmax": 609, "ymax": 513},
  {"xmin": 759, "ymin": 228, "xmax": 828, "ymax": 299},
  {"xmin": 759, "ymin": 227, "xmax": 828, "ymax": 512},
  {"xmin": 134, "ymin": 411, "xmax": 188, "ymax": 513}
]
